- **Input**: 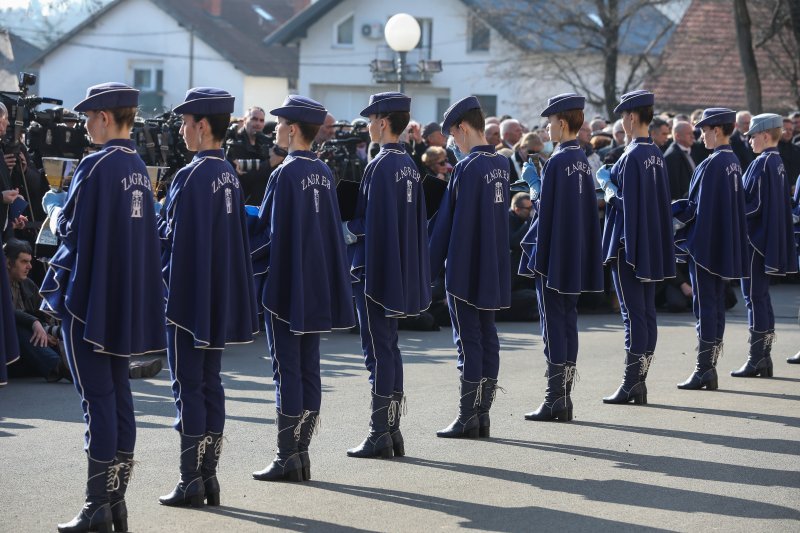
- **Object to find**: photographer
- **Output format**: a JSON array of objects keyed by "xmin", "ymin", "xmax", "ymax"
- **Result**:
[
  {"xmin": 225, "ymin": 106, "xmax": 285, "ymax": 204},
  {"xmin": 4, "ymin": 238, "xmax": 69, "ymax": 383}
]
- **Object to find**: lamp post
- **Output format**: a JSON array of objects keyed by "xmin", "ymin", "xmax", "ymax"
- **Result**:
[{"xmin": 384, "ymin": 13, "xmax": 421, "ymax": 94}]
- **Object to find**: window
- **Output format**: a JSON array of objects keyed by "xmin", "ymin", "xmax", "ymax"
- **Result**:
[
  {"xmin": 335, "ymin": 14, "xmax": 354, "ymax": 46},
  {"xmin": 475, "ymin": 95, "xmax": 497, "ymax": 117},
  {"xmin": 468, "ymin": 16, "xmax": 490, "ymax": 52},
  {"xmin": 131, "ymin": 62, "xmax": 164, "ymax": 112},
  {"xmin": 416, "ymin": 18, "xmax": 433, "ymax": 59}
]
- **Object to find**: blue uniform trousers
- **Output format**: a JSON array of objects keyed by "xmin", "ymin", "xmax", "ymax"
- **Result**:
[
  {"xmin": 610, "ymin": 248, "xmax": 658, "ymax": 354},
  {"xmin": 688, "ymin": 259, "xmax": 728, "ymax": 343},
  {"xmin": 167, "ymin": 324, "xmax": 225, "ymax": 436},
  {"xmin": 265, "ymin": 313, "xmax": 321, "ymax": 417},
  {"xmin": 353, "ymin": 280, "xmax": 402, "ymax": 396},
  {"xmin": 62, "ymin": 314, "xmax": 135, "ymax": 461},
  {"xmin": 535, "ymin": 276, "xmax": 579, "ymax": 365},
  {"xmin": 447, "ymin": 293, "xmax": 499, "ymax": 382},
  {"xmin": 740, "ymin": 248, "xmax": 774, "ymax": 333}
]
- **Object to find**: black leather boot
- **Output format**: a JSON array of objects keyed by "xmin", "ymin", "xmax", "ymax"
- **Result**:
[
  {"xmin": 677, "ymin": 339, "xmax": 718, "ymax": 390},
  {"xmin": 201, "ymin": 431, "xmax": 223, "ymax": 505},
  {"xmin": 158, "ymin": 434, "xmax": 206, "ymax": 507},
  {"xmin": 109, "ymin": 451, "xmax": 134, "ymax": 532},
  {"xmin": 788, "ymin": 351, "xmax": 800, "ymax": 364},
  {"xmin": 732, "ymin": 330, "xmax": 773, "ymax": 377},
  {"xmin": 603, "ymin": 351, "xmax": 648, "ymax": 404},
  {"xmin": 436, "ymin": 377, "xmax": 481, "ymax": 438},
  {"xmin": 525, "ymin": 362, "xmax": 571, "ymax": 421},
  {"xmin": 477, "ymin": 378, "xmax": 499, "ymax": 438},
  {"xmin": 388, "ymin": 392, "xmax": 406, "ymax": 456},
  {"xmin": 296, "ymin": 410, "xmax": 319, "ymax": 480},
  {"xmin": 565, "ymin": 363, "xmax": 576, "ymax": 413},
  {"xmin": 252, "ymin": 412, "xmax": 303, "ymax": 481},
  {"xmin": 57, "ymin": 456, "xmax": 114, "ymax": 533},
  {"xmin": 347, "ymin": 392, "xmax": 395, "ymax": 458}
]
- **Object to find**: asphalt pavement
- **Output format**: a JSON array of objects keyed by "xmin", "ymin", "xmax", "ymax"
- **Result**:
[{"xmin": 2, "ymin": 285, "xmax": 799, "ymax": 532}]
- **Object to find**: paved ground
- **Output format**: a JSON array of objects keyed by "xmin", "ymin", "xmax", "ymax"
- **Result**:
[{"xmin": 2, "ymin": 285, "xmax": 799, "ymax": 532}]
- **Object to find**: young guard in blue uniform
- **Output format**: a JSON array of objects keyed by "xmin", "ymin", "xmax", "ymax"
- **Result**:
[
  {"xmin": 251, "ymin": 96, "xmax": 354, "ymax": 481},
  {"xmin": 158, "ymin": 88, "xmax": 259, "ymax": 507},
  {"xmin": 429, "ymin": 96, "xmax": 510, "ymax": 439},
  {"xmin": 518, "ymin": 93, "xmax": 604, "ymax": 421},
  {"xmin": 344, "ymin": 92, "xmax": 431, "ymax": 459},
  {"xmin": 597, "ymin": 90, "xmax": 675, "ymax": 405},
  {"xmin": 39, "ymin": 83, "xmax": 167, "ymax": 533},
  {"xmin": 673, "ymin": 108, "xmax": 749, "ymax": 391},
  {"xmin": 731, "ymin": 113, "xmax": 798, "ymax": 377},
  {"xmin": 790, "ymin": 175, "xmax": 800, "ymax": 365}
]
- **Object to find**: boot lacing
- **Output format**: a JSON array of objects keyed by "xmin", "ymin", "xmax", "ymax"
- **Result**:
[
  {"xmin": 108, "ymin": 463, "xmax": 124, "ymax": 492},
  {"xmin": 712, "ymin": 342, "xmax": 723, "ymax": 367},
  {"xmin": 294, "ymin": 410, "xmax": 311, "ymax": 441},
  {"xmin": 639, "ymin": 354, "xmax": 654, "ymax": 377},
  {"xmin": 565, "ymin": 366, "xmax": 579, "ymax": 391},
  {"xmin": 473, "ymin": 378, "xmax": 488, "ymax": 408},
  {"xmin": 196, "ymin": 435, "xmax": 213, "ymax": 470}
]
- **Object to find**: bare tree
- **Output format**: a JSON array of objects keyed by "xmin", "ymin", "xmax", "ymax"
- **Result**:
[
  {"xmin": 480, "ymin": 0, "xmax": 674, "ymax": 118},
  {"xmin": 733, "ymin": 0, "xmax": 762, "ymax": 114},
  {"xmin": 755, "ymin": 0, "xmax": 800, "ymax": 110}
]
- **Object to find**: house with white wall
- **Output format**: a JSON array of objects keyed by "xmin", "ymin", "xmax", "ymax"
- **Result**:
[
  {"xmin": 30, "ymin": 0, "xmax": 302, "ymax": 117},
  {"xmin": 265, "ymin": 0, "xmax": 673, "ymax": 125}
]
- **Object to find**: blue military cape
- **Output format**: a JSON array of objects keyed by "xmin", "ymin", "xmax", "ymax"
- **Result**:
[
  {"xmin": 742, "ymin": 147, "xmax": 798, "ymax": 274},
  {"xmin": 429, "ymin": 145, "xmax": 511, "ymax": 310},
  {"xmin": 673, "ymin": 145, "xmax": 749, "ymax": 279},
  {"xmin": 602, "ymin": 137, "xmax": 675, "ymax": 281},
  {"xmin": 519, "ymin": 139, "xmax": 604, "ymax": 294},
  {"xmin": 346, "ymin": 143, "xmax": 431, "ymax": 316},
  {"xmin": 793, "ymin": 175, "xmax": 800, "ymax": 252},
  {"xmin": 159, "ymin": 149, "xmax": 259, "ymax": 348},
  {"xmin": 251, "ymin": 150, "xmax": 355, "ymax": 333},
  {"xmin": 40, "ymin": 139, "xmax": 166, "ymax": 356}
]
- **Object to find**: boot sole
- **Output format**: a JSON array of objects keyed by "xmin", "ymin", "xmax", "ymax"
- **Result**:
[
  {"xmin": 524, "ymin": 409, "xmax": 573, "ymax": 422},
  {"xmin": 346, "ymin": 446, "xmax": 395, "ymax": 459},
  {"xmin": 206, "ymin": 492, "xmax": 220, "ymax": 506},
  {"xmin": 602, "ymin": 394, "xmax": 647, "ymax": 405},
  {"xmin": 252, "ymin": 468, "xmax": 303, "ymax": 482},
  {"xmin": 436, "ymin": 426, "xmax": 480, "ymax": 438},
  {"xmin": 158, "ymin": 493, "xmax": 204, "ymax": 507}
]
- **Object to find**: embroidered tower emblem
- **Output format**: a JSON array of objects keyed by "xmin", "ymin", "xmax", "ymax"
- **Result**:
[
  {"xmin": 494, "ymin": 181, "xmax": 503, "ymax": 203},
  {"xmin": 407, "ymin": 180, "xmax": 413, "ymax": 203},
  {"xmin": 225, "ymin": 188, "xmax": 233, "ymax": 214},
  {"xmin": 131, "ymin": 190, "xmax": 143, "ymax": 218},
  {"xmin": 314, "ymin": 188, "xmax": 320, "ymax": 213}
]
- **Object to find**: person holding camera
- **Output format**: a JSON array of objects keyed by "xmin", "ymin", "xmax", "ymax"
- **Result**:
[
  {"xmin": 250, "ymin": 95, "xmax": 354, "ymax": 481},
  {"xmin": 225, "ymin": 106, "xmax": 285, "ymax": 205},
  {"xmin": 518, "ymin": 93, "xmax": 603, "ymax": 422},
  {"xmin": 429, "ymin": 96, "xmax": 510, "ymax": 439},
  {"xmin": 598, "ymin": 91, "xmax": 675, "ymax": 406},
  {"xmin": 158, "ymin": 88, "xmax": 259, "ymax": 508},
  {"xmin": 38, "ymin": 82, "xmax": 167, "ymax": 533},
  {"xmin": 3, "ymin": 238, "xmax": 69, "ymax": 382},
  {"xmin": 342, "ymin": 92, "xmax": 430, "ymax": 460}
]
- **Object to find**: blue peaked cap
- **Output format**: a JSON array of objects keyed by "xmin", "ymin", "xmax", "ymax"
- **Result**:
[
  {"xmin": 614, "ymin": 90, "xmax": 655, "ymax": 113},
  {"xmin": 173, "ymin": 87, "xmax": 235, "ymax": 115},
  {"xmin": 270, "ymin": 95, "xmax": 327, "ymax": 125},
  {"xmin": 541, "ymin": 93, "xmax": 585, "ymax": 117},
  {"xmin": 695, "ymin": 108, "xmax": 736, "ymax": 128},
  {"xmin": 360, "ymin": 92, "xmax": 411, "ymax": 117},
  {"xmin": 441, "ymin": 96, "xmax": 482, "ymax": 133},
  {"xmin": 74, "ymin": 82, "xmax": 139, "ymax": 112}
]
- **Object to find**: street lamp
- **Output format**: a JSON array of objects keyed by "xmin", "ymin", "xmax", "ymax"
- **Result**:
[{"xmin": 384, "ymin": 13, "xmax": 421, "ymax": 94}]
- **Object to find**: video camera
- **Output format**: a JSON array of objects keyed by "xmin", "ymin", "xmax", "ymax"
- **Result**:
[
  {"xmin": 0, "ymin": 72, "xmax": 88, "ymax": 165},
  {"xmin": 131, "ymin": 111, "xmax": 193, "ymax": 197},
  {"xmin": 317, "ymin": 120, "xmax": 371, "ymax": 183},
  {"xmin": 224, "ymin": 124, "xmax": 276, "ymax": 173}
]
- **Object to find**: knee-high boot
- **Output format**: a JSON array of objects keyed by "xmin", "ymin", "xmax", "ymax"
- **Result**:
[
  {"xmin": 158, "ymin": 434, "xmax": 206, "ymax": 507},
  {"xmin": 347, "ymin": 392, "xmax": 394, "ymax": 458},
  {"xmin": 436, "ymin": 377, "xmax": 481, "ymax": 438},
  {"xmin": 296, "ymin": 410, "xmax": 319, "ymax": 480},
  {"xmin": 525, "ymin": 361, "xmax": 572, "ymax": 421},
  {"xmin": 677, "ymin": 339, "xmax": 718, "ymax": 390},
  {"xmin": 252, "ymin": 412, "xmax": 303, "ymax": 481},
  {"xmin": 57, "ymin": 456, "xmax": 113, "ymax": 533},
  {"xmin": 731, "ymin": 330, "xmax": 774, "ymax": 377},
  {"xmin": 603, "ymin": 351, "xmax": 647, "ymax": 404},
  {"xmin": 200, "ymin": 432, "xmax": 223, "ymax": 505}
]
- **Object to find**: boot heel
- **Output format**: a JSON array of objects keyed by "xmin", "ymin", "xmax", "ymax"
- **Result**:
[
  {"xmin": 633, "ymin": 394, "xmax": 645, "ymax": 405},
  {"xmin": 479, "ymin": 425, "xmax": 490, "ymax": 438},
  {"xmin": 555, "ymin": 409, "xmax": 569, "ymax": 421},
  {"xmin": 393, "ymin": 442, "xmax": 405, "ymax": 457},
  {"xmin": 302, "ymin": 466, "xmax": 311, "ymax": 481},
  {"xmin": 286, "ymin": 468, "xmax": 303, "ymax": 481},
  {"xmin": 705, "ymin": 377, "xmax": 718, "ymax": 391},
  {"xmin": 566, "ymin": 408, "xmax": 573, "ymax": 422},
  {"xmin": 97, "ymin": 522, "xmax": 112, "ymax": 533},
  {"xmin": 189, "ymin": 494, "xmax": 204, "ymax": 508},
  {"xmin": 465, "ymin": 426, "xmax": 480, "ymax": 438},
  {"xmin": 379, "ymin": 446, "xmax": 394, "ymax": 459},
  {"xmin": 641, "ymin": 393, "xmax": 647, "ymax": 405},
  {"xmin": 206, "ymin": 492, "xmax": 220, "ymax": 506},
  {"xmin": 113, "ymin": 517, "xmax": 128, "ymax": 532},
  {"xmin": 763, "ymin": 366, "xmax": 773, "ymax": 378}
]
